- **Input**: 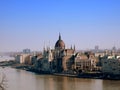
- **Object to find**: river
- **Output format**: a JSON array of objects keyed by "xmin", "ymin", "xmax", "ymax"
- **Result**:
[
  {"xmin": 0, "ymin": 56, "xmax": 120, "ymax": 90},
  {"xmin": 0, "ymin": 67, "xmax": 119, "ymax": 90}
]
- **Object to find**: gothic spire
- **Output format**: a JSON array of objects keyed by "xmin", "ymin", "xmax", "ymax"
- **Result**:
[
  {"xmin": 71, "ymin": 45, "xmax": 73, "ymax": 49},
  {"xmin": 74, "ymin": 45, "xmax": 76, "ymax": 51},
  {"xmin": 43, "ymin": 41, "xmax": 46, "ymax": 51}
]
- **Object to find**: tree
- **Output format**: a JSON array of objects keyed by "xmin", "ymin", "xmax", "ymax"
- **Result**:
[{"xmin": 0, "ymin": 73, "xmax": 7, "ymax": 90}]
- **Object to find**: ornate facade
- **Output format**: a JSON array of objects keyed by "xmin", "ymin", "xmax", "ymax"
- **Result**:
[
  {"xmin": 15, "ymin": 33, "xmax": 98, "ymax": 74},
  {"xmin": 43, "ymin": 33, "xmax": 75, "ymax": 72}
]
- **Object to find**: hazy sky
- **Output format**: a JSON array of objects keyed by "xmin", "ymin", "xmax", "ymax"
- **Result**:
[{"xmin": 0, "ymin": 0, "xmax": 120, "ymax": 52}]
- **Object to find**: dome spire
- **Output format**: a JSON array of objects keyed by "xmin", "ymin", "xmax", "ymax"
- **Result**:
[
  {"xmin": 55, "ymin": 33, "xmax": 65, "ymax": 50},
  {"xmin": 59, "ymin": 32, "xmax": 61, "ymax": 40}
]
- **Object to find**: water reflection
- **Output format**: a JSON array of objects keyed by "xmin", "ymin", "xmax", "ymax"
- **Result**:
[
  {"xmin": 0, "ymin": 67, "xmax": 120, "ymax": 90},
  {"xmin": 34, "ymin": 75, "xmax": 103, "ymax": 90},
  {"xmin": 102, "ymin": 80, "xmax": 120, "ymax": 90}
]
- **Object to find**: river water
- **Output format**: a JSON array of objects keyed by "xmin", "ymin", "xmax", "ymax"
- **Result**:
[
  {"xmin": 0, "ymin": 56, "xmax": 120, "ymax": 90},
  {"xmin": 0, "ymin": 67, "xmax": 119, "ymax": 90}
]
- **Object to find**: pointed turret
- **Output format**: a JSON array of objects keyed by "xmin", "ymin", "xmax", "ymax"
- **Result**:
[
  {"xmin": 74, "ymin": 45, "xmax": 76, "ymax": 51},
  {"xmin": 43, "ymin": 42, "xmax": 47, "ymax": 58},
  {"xmin": 73, "ymin": 45, "xmax": 76, "ymax": 55},
  {"xmin": 43, "ymin": 42, "xmax": 46, "ymax": 52},
  {"xmin": 71, "ymin": 45, "xmax": 73, "ymax": 49}
]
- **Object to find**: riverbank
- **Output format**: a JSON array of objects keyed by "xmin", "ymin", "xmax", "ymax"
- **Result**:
[
  {"xmin": 0, "ymin": 60, "xmax": 33, "ymax": 71},
  {"xmin": 0, "ymin": 60, "xmax": 17, "ymax": 67},
  {"xmin": 0, "ymin": 61, "xmax": 120, "ymax": 80}
]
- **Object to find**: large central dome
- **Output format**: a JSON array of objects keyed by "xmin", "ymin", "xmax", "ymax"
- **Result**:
[{"xmin": 55, "ymin": 33, "xmax": 65, "ymax": 49}]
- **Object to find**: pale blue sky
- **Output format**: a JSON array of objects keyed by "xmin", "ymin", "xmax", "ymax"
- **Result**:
[{"xmin": 0, "ymin": 0, "xmax": 120, "ymax": 52}]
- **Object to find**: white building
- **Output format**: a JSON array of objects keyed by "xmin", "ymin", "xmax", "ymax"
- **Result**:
[
  {"xmin": 15, "ymin": 54, "xmax": 31, "ymax": 64},
  {"xmin": 95, "ymin": 52, "xmax": 105, "ymax": 57}
]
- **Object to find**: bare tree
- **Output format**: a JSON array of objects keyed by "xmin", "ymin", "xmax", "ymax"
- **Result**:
[{"xmin": 0, "ymin": 73, "xmax": 7, "ymax": 90}]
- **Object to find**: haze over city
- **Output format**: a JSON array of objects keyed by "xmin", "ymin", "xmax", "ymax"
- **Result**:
[{"xmin": 0, "ymin": 0, "xmax": 120, "ymax": 52}]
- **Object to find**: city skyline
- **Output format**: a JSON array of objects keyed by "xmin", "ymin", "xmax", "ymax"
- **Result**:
[{"xmin": 0, "ymin": 0, "xmax": 120, "ymax": 52}]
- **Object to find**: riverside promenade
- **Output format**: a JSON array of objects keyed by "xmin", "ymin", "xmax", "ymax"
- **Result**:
[{"xmin": 0, "ymin": 60, "xmax": 120, "ymax": 80}]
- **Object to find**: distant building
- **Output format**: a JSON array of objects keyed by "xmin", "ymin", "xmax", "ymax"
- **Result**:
[
  {"xmin": 23, "ymin": 49, "xmax": 31, "ymax": 54},
  {"xmin": 95, "ymin": 45, "xmax": 99, "ymax": 52},
  {"xmin": 112, "ymin": 46, "xmax": 116, "ymax": 51},
  {"xmin": 95, "ymin": 52, "xmax": 105, "ymax": 57},
  {"xmin": 15, "ymin": 54, "xmax": 31, "ymax": 64}
]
